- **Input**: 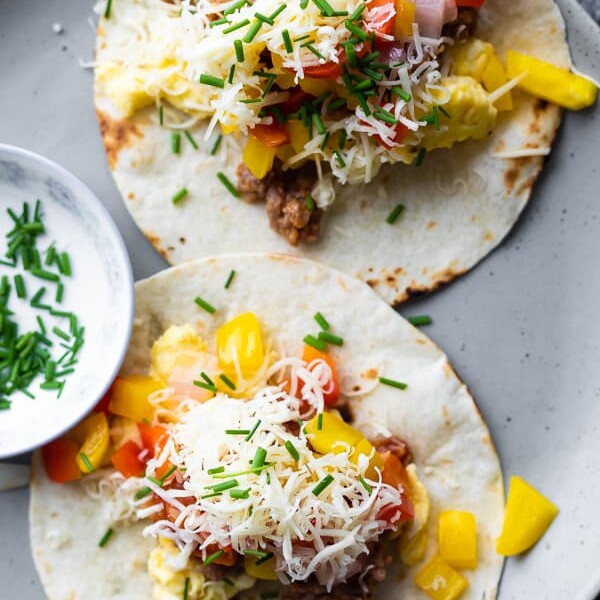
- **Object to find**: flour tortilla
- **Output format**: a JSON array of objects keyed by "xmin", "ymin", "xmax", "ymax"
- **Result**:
[
  {"xmin": 94, "ymin": 0, "xmax": 570, "ymax": 305},
  {"xmin": 31, "ymin": 254, "xmax": 504, "ymax": 599}
]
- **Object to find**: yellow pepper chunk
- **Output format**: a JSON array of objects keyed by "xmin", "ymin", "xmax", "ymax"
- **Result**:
[
  {"xmin": 108, "ymin": 375, "xmax": 163, "ymax": 422},
  {"xmin": 414, "ymin": 554, "xmax": 468, "ymax": 600},
  {"xmin": 351, "ymin": 437, "xmax": 384, "ymax": 479},
  {"xmin": 305, "ymin": 412, "xmax": 364, "ymax": 455},
  {"xmin": 394, "ymin": 0, "xmax": 416, "ymax": 39},
  {"xmin": 217, "ymin": 313, "xmax": 265, "ymax": 378},
  {"xmin": 244, "ymin": 555, "xmax": 278, "ymax": 581},
  {"xmin": 299, "ymin": 77, "xmax": 337, "ymax": 97},
  {"xmin": 482, "ymin": 55, "xmax": 513, "ymax": 112},
  {"xmin": 506, "ymin": 50, "xmax": 598, "ymax": 110},
  {"xmin": 243, "ymin": 135, "xmax": 276, "ymax": 180},
  {"xmin": 438, "ymin": 510, "xmax": 478, "ymax": 569},
  {"xmin": 73, "ymin": 413, "xmax": 110, "ymax": 473},
  {"xmin": 286, "ymin": 119, "xmax": 311, "ymax": 154},
  {"xmin": 496, "ymin": 475, "xmax": 559, "ymax": 556}
]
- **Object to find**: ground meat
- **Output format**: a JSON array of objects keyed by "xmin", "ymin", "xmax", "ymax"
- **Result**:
[
  {"xmin": 442, "ymin": 7, "xmax": 478, "ymax": 40},
  {"xmin": 279, "ymin": 543, "xmax": 391, "ymax": 600},
  {"xmin": 373, "ymin": 434, "xmax": 413, "ymax": 466},
  {"xmin": 236, "ymin": 162, "xmax": 322, "ymax": 246}
]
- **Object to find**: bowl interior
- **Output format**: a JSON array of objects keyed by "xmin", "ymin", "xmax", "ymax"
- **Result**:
[{"xmin": 0, "ymin": 145, "xmax": 133, "ymax": 458}]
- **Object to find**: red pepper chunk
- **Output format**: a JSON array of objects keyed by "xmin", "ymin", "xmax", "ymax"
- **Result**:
[
  {"xmin": 377, "ymin": 451, "xmax": 414, "ymax": 524},
  {"xmin": 42, "ymin": 437, "xmax": 81, "ymax": 484},
  {"xmin": 366, "ymin": 0, "xmax": 396, "ymax": 37},
  {"xmin": 301, "ymin": 345, "xmax": 340, "ymax": 407},
  {"xmin": 377, "ymin": 121, "xmax": 409, "ymax": 150},
  {"xmin": 455, "ymin": 0, "xmax": 485, "ymax": 6},
  {"xmin": 111, "ymin": 440, "xmax": 145, "ymax": 478},
  {"xmin": 138, "ymin": 422, "xmax": 167, "ymax": 458},
  {"xmin": 250, "ymin": 123, "xmax": 290, "ymax": 148}
]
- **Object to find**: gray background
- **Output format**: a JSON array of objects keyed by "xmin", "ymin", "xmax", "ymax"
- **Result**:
[{"xmin": 1, "ymin": 1, "xmax": 599, "ymax": 599}]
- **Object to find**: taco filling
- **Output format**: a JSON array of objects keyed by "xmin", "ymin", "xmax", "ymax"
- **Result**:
[{"xmin": 95, "ymin": 0, "xmax": 514, "ymax": 244}]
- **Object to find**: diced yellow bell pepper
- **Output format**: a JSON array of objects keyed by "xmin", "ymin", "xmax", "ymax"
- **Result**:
[
  {"xmin": 108, "ymin": 375, "xmax": 163, "ymax": 422},
  {"xmin": 394, "ymin": 0, "xmax": 416, "ymax": 39},
  {"xmin": 73, "ymin": 413, "xmax": 110, "ymax": 473},
  {"xmin": 276, "ymin": 144, "xmax": 295, "ymax": 163},
  {"xmin": 243, "ymin": 135, "xmax": 276, "ymax": 179},
  {"xmin": 506, "ymin": 50, "xmax": 598, "ymax": 110},
  {"xmin": 351, "ymin": 437, "xmax": 384, "ymax": 479},
  {"xmin": 286, "ymin": 120, "xmax": 310, "ymax": 154},
  {"xmin": 305, "ymin": 412, "xmax": 364, "ymax": 455},
  {"xmin": 222, "ymin": 123, "xmax": 238, "ymax": 135},
  {"xmin": 482, "ymin": 54, "xmax": 513, "ymax": 112},
  {"xmin": 496, "ymin": 475, "xmax": 559, "ymax": 556},
  {"xmin": 414, "ymin": 554, "xmax": 468, "ymax": 600},
  {"xmin": 299, "ymin": 77, "xmax": 337, "ymax": 97},
  {"xmin": 244, "ymin": 555, "xmax": 278, "ymax": 580},
  {"xmin": 272, "ymin": 53, "xmax": 295, "ymax": 89},
  {"xmin": 438, "ymin": 510, "xmax": 478, "ymax": 569},
  {"xmin": 217, "ymin": 313, "xmax": 265, "ymax": 378}
]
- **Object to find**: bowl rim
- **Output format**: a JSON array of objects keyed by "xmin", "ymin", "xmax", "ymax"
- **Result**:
[{"xmin": 0, "ymin": 143, "xmax": 134, "ymax": 458}]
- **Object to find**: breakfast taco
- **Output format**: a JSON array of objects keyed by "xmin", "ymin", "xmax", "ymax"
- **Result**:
[
  {"xmin": 93, "ymin": 0, "xmax": 595, "ymax": 304},
  {"xmin": 30, "ymin": 254, "xmax": 504, "ymax": 599}
]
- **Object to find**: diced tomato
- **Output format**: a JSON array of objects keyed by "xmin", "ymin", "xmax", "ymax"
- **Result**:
[
  {"xmin": 377, "ymin": 451, "xmax": 414, "ymax": 524},
  {"xmin": 111, "ymin": 440, "xmax": 145, "ymax": 478},
  {"xmin": 366, "ymin": 0, "xmax": 396, "ymax": 37},
  {"xmin": 138, "ymin": 422, "xmax": 167, "ymax": 458},
  {"xmin": 301, "ymin": 345, "xmax": 340, "ymax": 407},
  {"xmin": 250, "ymin": 123, "xmax": 289, "ymax": 148},
  {"xmin": 455, "ymin": 0, "xmax": 484, "ymax": 7},
  {"xmin": 280, "ymin": 88, "xmax": 315, "ymax": 114},
  {"xmin": 303, "ymin": 61, "xmax": 344, "ymax": 79},
  {"xmin": 377, "ymin": 121, "xmax": 409, "ymax": 149},
  {"xmin": 92, "ymin": 388, "xmax": 112, "ymax": 414},
  {"xmin": 151, "ymin": 434, "xmax": 176, "ymax": 481},
  {"xmin": 42, "ymin": 437, "xmax": 81, "ymax": 484}
]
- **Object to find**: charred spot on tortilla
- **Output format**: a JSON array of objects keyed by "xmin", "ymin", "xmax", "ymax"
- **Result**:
[
  {"xmin": 143, "ymin": 230, "xmax": 171, "ymax": 262},
  {"xmin": 96, "ymin": 109, "xmax": 141, "ymax": 169}
]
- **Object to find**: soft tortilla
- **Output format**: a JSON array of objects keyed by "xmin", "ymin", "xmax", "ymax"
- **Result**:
[
  {"xmin": 31, "ymin": 254, "xmax": 504, "ymax": 599},
  {"xmin": 94, "ymin": 0, "xmax": 570, "ymax": 305}
]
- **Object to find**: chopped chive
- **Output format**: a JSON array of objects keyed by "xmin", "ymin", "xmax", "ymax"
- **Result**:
[
  {"xmin": 305, "ymin": 194, "xmax": 315, "ymax": 212},
  {"xmin": 201, "ymin": 491, "xmax": 223, "ymax": 499},
  {"xmin": 104, "ymin": 0, "xmax": 113, "ymax": 19},
  {"xmin": 327, "ymin": 98, "xmax": 346, "ymax": 114},
  {"xmin": 45, "ymin": 245, "xmax": 56, "ymax": 266},
  {"xmin": 184, "ymin": 130, "xmax": 198, "ymax": 150},
  {"xmin": 183, "ymin": 576, "xmax": 190, "ymax": 600},
  {"xmin": 224, "ymin": 269, "xmax": 236, "ymax": 289},
  {"xmin": 14, "ymin": 275, "xmax": 25, "ymax": 299},
  {"xmin": 294, "ymin": 34, "xmax": 311, "ymax": 43},
  {"xmin": 408, "ymin": 315, "xmax": 433, "ymax": 327},
  {"xmin": 223, "ymin": 18, "xmax": 249, "ymax": 34},
  {"xmin": 312, "ymin": 113, "xmax": 326, "ymax": 136},
  {"xmin": 303, "ymin": 43, "xmax": 325, "ymax": 60},
  {"xmin": 172, "ymin": 187, "xmax": 189, "ymax": 205},
  {"xmin": 269, "ymin": 4, "xmax": 286, "ymax": 19},
  {"xmin": 349, "ymin": 2, "xmax": 365, "ymax": 20},
  {"xmin": 30, "ymin": 268, "xmax": 59, "ymax": 283},
  {"xmin": 98, "ymin": 527, "xmax": 114, "ymax": 547},
  {"xmin": 210, "ymin": 16, "xmax": 230, "ymax": 27},
  {"xmin": 204, "ymin": 549, "xmax": 225, "ymax": 565},
  {"xmin": 211, "ymin": 463, "xmax": 272, "ymax": 479},
  {"xmin": 171, "ymin": 132, "xmax": 182, "ymax": 154},
  {"xmin": 359, "ymin": 477, "xmax": 372, "ymax": 493},
  {"xmin": 243, "ymin": 549, "xmax": 270, "ymax": 559},
  {"xmin": 230, "ymin": 488, "xmax": 250, "ymax": 499},
  {"xmin": 255, "ymin": 12, "xmax": 274, "ymax": 25},
  {"xmin": 210, "ymin": 133, "xmax": 223, "ymax": 156},
  {"xmin": 225, "ymin": 429, "xmax": 251, "ymax": 435},
  {"xmin": 194, "ymin": 296, "xmax": 216, "ymax": 314},
  {"xmin": 55, "ymin": 282, "xmax": 64, "ymax": 303},
  {"xmin": 256, "ymin": 552, "xmax": 275, "ymax": 566},
  {"xmin": 379, "ymin": 376, "xmax": 408, "ymax": 390},
  {"xmin": 245, "ymin": 419, "xmax": 261, "ymax": 441},
  {"xmin": 282, "ymin": 29, "xmax": 293, "ymax": 53},
  {"xmin": 345, "ymin": 20, "xmax": 369, "ymax": 41},
  {"xmin": 219, "ymin": 373, "xmax": 237, "ymax": 390},
  {"xmin": 228, "ymin": 64, "xmax": 236, "ymax": 85},
  {"xmin": 208, "ymin": 479, "xmax": 239, "ymax": 492},
  {"xmin": 438, "ymin": 105, "xmax": 452, "ymax": 119},
  {"xmin": 31, "ymin": 287, "xmax": 46, "ymax": 305},
  {"xmin": 300, "ymin": 0, "xmax": 309, "ymax": 8},
  {"xmin": 251, "ymin": 446, "xmax": 267, "ymax": 469},
  {"xmin": 59, "ymin": 252, "xmax": 72, "ymax": 276},
  {"xmin": 318, "ymin": 331, "xmax": 343, "ymax": 346},
  {"xmin": 374, "ymin": 109, "xmax": 397, "ymax": 124},
  {"xmin": 207, "ymin": 466, "xmax": 225, "ymax": 475},
  {"xmin": 243, "ymin": 19, "xmax": 262, "ymax": 43},
  {"xmin": 80, "ymin": 452, "xmax": 95, "ymax": 472},
  {"xmin": 386, "ymin": 203, "xmax": 404, "ymax": 225},
  {"xmin": 284, "ymin": 440, "xmax": 300, "ymax": 461},
  {"xmin": 415, "ymin": 148, "xmax": 426, "ymax": 166},
  {"xmin": 314, "ymin": 312, "xmax": 330, "ymax": 331},
  {"xmin": 135, "ymin": 487, "xmax": 152, "ymax": 500},
  {"xmin": 303, "ymin": 334, "xmax": 327, "ymax": 352},
  {"xmin": 193, "ymin": 380, "xmax": 218, "ymax": 392},
  {"xmin": 240, "ymin": 98, "xmax": 262, "ymax": 104},
  {"xmin": 224, "ymin": 0, "xmax": 248, "ymax": 15},
  {"xmin": 0, "ymin": 399, "xmax": 11, "ymax": 410},
  {"xmin": 392, "ymin": 87, "xmax": 411, "ymax": 102},
  {"xmin": 312, "ymin": 474, "xmax": 334, "ymax": 496},
  {"xmin": 159, "ymin": 105, "xmax": 164, "ymax": 125},
  {"xmin": 216, "ymin": 172, "xmax": 240, "ymax": 198},
  {"xmin": 362, "ymin": 67, "xmax": 384, "ymax": 81},
  {"xmin": 333, "ymin": 151, "xmax": 346, "ymax": 168},
  {"xmin": 146, "ymin": 475, "xmax": 162, "ymax": 487},
  {"xmin": 234, "ymin": 39, "xmax": 244, "ymax": 62},
  {"xmin": 223, "ymin": 578, "xmax": 235, "ymax": 587},
  {"xmin": 199, "ymin": 74, "xmax": 226, "ymax": 88},
  {"xmin": 52, "ymin": 326, "xmax": 70, "ymax": 342},
  {"xmin": 201, "ymin": 371, "xmax": 215, "ymax": 386},
  {"xmin": 36, "ymin": 315, "xmax": 46, "ymax": 335},
  {"xmin": 160, "ymin": 465, "xmax": 178, "ymax": 483}
]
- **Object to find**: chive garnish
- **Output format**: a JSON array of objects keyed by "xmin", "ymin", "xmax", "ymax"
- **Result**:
[
  {"xmin": 14, "ymin": 275, "xmax": 25, "ymax": 299},
  {"xmin": 217, "ymin": 172, "xmax": 241, "ymax": 198},
  {"xmin": 392, "ymin": 87, "xmax": 411, "ymax": 102},
  {"xmin": 159, "ymin": 105, "xmax": 164, "ymax": 125},
  {"xmin": 171, "ymin": 132, "xmax": 181, "ymax": 155},
  {"xmin": 349, "ymin": 3, "xmax": 365, "ymax": 20},
  {"xmin": 194, "ymin": 296, "xmax": 216, "ymax": 314},
  {"xmin": 31, "ymin": 268, "xmax": 59, "ymax": 283},
  {"xmin": 211, "ymin": 463, "xmax": 271, "ymax": 479},
  {"xmin": 199, "ymin": 74, "xmax": 226, "ymax": 88},
  {"xmin": 243, "ymin": 19, "xmax": 262, "ymax": 43},
  {"xmin": 210, "ymin": 17, "xmax": 230, "ymax": 27},
  {"xmin": 312, "ymin": 474, "xmax": 334, "ymax": 496},
  {"xmin": 135, "ymin": 487, "xmax": 152, "ymax": 500},
  {"xmin": 269, "ymin": 4, "xmax": 286, "ymax": 19},
  {"xmin": 210, "ymin": 134, "xmax": 223, "ymax": 156},
  {"xmin": 207, "ymin": 479, "xmax": 239, "ymax": 493},
  {"xmin": 314, "ymin": 312, "xmax": 330, "ymax": 331},
  {"xmin": 52, "ymin": 326, "xmax": 70, "ymax": 342},
  {"xmin": 55, "ymin": 283, "xmax": 64, "ymax": 303},
  {"xmin": 224, "ymin": 269, "xmax": 236, "ymax": 289},
  {"xmin": 59, "ymin": 253, "xmax": 71, "ymax": 276},
  {"xmin": 225, "ymin": 429, "xmax": 251, "ymax": 435},
  {"xmin": 386, "ymin": 203, "xmax": 405, "ymax": 225},
  {"xmin": 224, "ymin": 0, "xmax": 248, "ymax": 15},
  {"xmin": 230, "ymin": 488, "xmax": 250, "ymax": 499},
  {"xmin": 201, "ymin": 371, "xmax": 215, "ymax": 386},
  {"xmin": 345, "ymin": 20, "xmax": 369, "ymax": 40},
  {"xmin": 183, "ymin": 576, "xmax": 190, "ymax": 600},
  {"xmin": 36, "ymin": 315, "xmax": 46, "ymax": 335},
  {"xmin": 255, "ymin": 12, "xmax": 274, "ymax": 24},
  {"xmin": 98, "ymin": 527, "xmax": 114, "ymax": 547},
  {"xmin": 256, "ymin": 552, "xmax": 275, "ymax": 566},
  {"xmin": 317, "ymin": 413, "xmax": 323, "ymax": 430},
  {"xmin": 284, "ymin": 440, "xmax": 300, "ymax": 461},
  {"xmin": 379, "ymin": 376, "xmax": 408, "ymax": 390},
  {"xmin": 201, "ymin": 491, "xmax": 223, "ymax": 499},
  {"xmin": 207, "ymin": 466, "xmax": 225, "ymax": 475},
  {"xmin": 251, "ymin": 447, "xmax": 267, "ymax": 469},
  {"xmin": 303, "ymin": 334, "xmax": 327, "ymax": 352},
  {"xmin": 172, "ymin": 188, "xmax": 189, "ymax": 205},
  {"xmin": 359, "ymin": 477, "xmax": 372, "ymax": 493},
  {"xmin": 415, "ymin": 148, "xmax": 426, "ymax": 167},
  {"xmin": 282, "ymin": 29, "xmax": 293, "ymax": 53},
  {"xmin": 438, "ymin": 105, "xmax": 452, "ymax": 119},
  {"xmin": 374, "ymin": 108, "xmax": 397, "ymax": 124},
  {"xmin": 194, "ymin": 380, "xmax": 218, "ymax": 392},
  {"xmin": 228, "ymin": 64, "xmax": 236, "ymax": 85},
  {"xmin": 104, "ymin": 0, "xmax": 113, "ymax": 19},
  {"xmin": 223, "ymin": 19, "xmax": 249, "ymax": 34},
  {"xmin": 328, "ymin": 98, "xmax": 346, "ymax": 112},
  {"xmin": 234, "ymin": 39, "xmax": 244, "ymax": 62},
  {"xmin": 204, "ymin": 549, "xmax": 225, "ymax": 565},
  {"xmin": 243, "ymin": 549, "xmax": 270, "ymax": 559},
  {"xmin": 408, "ymin": 315, "xmax": 433, "ymax": 327},
  {"xmin": 219, "ymin": 373, "xmax": 237, "ymax": 390},
  {"xmin": 184, "ymin": 130, "xmax": 198, "ymax": 150},
  {"xmin": 306, "ymin": 194, "xmax": 315, "ymax": 212},
  {"xmin": 318, "ymin": 331, "xmax": 343, "ymax": 346},
  {"xmin": 245, "ymin": 419, "xmax": 261, "ymax": 441},
  {"xmin": 80, "ymin": 452, "xmax": 94, "ymax": 472}
]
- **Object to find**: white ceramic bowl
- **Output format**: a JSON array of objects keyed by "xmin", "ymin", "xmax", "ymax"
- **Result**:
[{"xmin": 0, "ymin": 145, "xmax": 133, "ymax": 458}]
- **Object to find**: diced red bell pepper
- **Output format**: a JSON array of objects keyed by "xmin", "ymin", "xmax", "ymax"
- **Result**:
[
  {"xmin": 377, "ymin": 451, "xmax": 415, "ymax": 524},
  {"xmin": 301, "ymin": 345, "xmax": 340, "ymax": 407},
  {"xmin": 455, "ymin": 0, "xmax": 485, "ymax": 7},
  {"xmin": 111, "ymin": 440, "xmax": 146, "ymax": 478},
  {"xmin": 366, "ymin": 0, "xmax": 396, "ymax": 37},
  {"xmin": 377, "ymin": 121, "xmax": 409, "ymax": 149},
  {"xmin": 250, "ymin": 123, "xmax": 290, "ymax": 148},
  {"xmin": 280, "ymin": 88, "xmax": 315, "ymax": 115},
  {"xmin": 42, "ymin": 437, "xmax": 81, "ymax": 484},
  {"xmin": 138, "ymin": 422, "xmax": 167, "ymax": 458}
]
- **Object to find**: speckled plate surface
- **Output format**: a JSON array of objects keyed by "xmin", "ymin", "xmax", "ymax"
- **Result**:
[{"xmin": 0, "ymin": 1, "xmax": 599, "ymax": 598}]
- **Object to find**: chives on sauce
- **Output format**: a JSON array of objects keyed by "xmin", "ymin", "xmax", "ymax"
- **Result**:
[{"xmin": 98, "ymin": 527, "xmax": 114, "ymax": 547}]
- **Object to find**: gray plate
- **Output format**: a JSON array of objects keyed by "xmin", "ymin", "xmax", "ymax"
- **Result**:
[{"xmin": 0, "ymin": 1, "xmax": 599, "ymax": 598}]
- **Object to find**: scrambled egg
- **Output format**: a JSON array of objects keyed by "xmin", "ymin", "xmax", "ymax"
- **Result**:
[
  {"xmin": 451, "ymin": 38, "xmax": 495, "ymax": 82},
  {"xmin": 422, "ymin": 76, "xmax": 498, "ymax": 151},
  {"xmin": 149, "ymin": 540, "xmax": 255, "ymax": 600},
  {"xmin": 150, "ymin": 325, "xmax": 208, "ymax": 382}
]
